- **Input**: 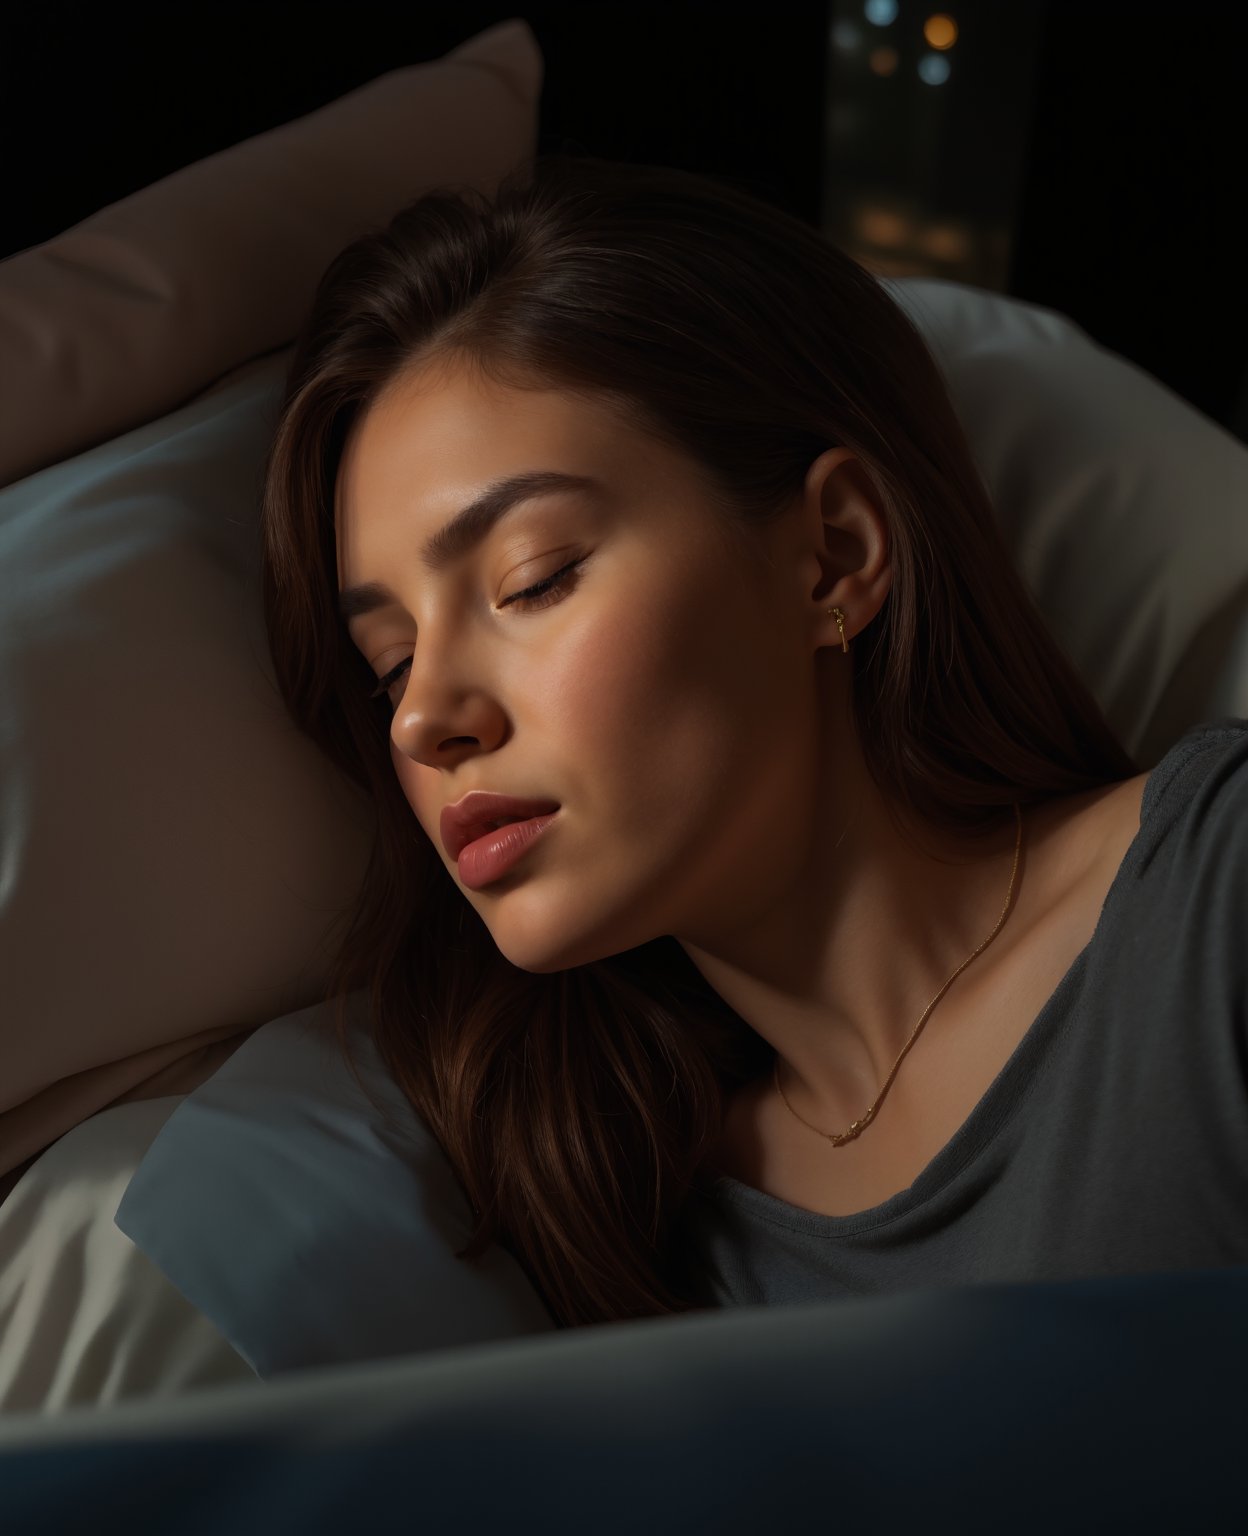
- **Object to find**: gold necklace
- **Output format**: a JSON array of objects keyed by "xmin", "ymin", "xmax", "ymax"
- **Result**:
[{"xmin": 773, "ymin": 800, "xmax": 1024, "ymax": 1147}]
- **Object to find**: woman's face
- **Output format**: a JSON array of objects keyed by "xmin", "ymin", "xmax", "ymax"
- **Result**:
[{"xmin": 334, "ymin": 356, "xmax": 850, "ymax": 974}]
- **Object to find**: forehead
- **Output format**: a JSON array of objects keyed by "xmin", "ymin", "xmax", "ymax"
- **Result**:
[{"xmin": 335, "ymin": 360, "xmax": 636, "ymax": 547}]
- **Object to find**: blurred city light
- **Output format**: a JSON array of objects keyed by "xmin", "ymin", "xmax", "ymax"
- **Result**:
[
  {"xmin": 864, "ymin": 0, "xmax": 899, "ymax": 26},
  {"xmin": 923, "ymin": 14, "xmax": 959, "ymax": 50},
  {"xmin": 854, "ymin": 205, "xmax": 915, "ymax": 247},
  {"xmin": 918, "ymin": 52, "xmax": 952, "ymax": 84}
]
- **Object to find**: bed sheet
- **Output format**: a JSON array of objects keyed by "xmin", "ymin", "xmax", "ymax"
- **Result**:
[{"xmin": 0, "ymin": 1096, "xmax": 260, "ymax": 1416}]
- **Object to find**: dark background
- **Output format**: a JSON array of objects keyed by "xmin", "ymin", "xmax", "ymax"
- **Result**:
[{"xmin": 3, "ymin": 0, "xmax": 1246, "ymax": 441}]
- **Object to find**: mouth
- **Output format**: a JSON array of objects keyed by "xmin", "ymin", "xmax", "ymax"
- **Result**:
[{"xmin": 440, "ymin": 796, "xmax": 562, "ymax": 861}]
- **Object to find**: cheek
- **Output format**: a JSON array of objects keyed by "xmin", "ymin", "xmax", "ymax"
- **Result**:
[
  {"xmin": 552, "ymin": 590, "xmax": 753, "ymax": 823},
  {"xmin": 540, "ymin": 601, "xmax": 677, "ymax": 766},
  {"xmin": 544, "ymin": 623, "xmax": 639, "ymax": 725}
]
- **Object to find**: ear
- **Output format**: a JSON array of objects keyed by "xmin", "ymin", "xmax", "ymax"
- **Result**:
[{"xmin": 801, "ymin": 448, "xmax": 893, "ymax": 644}]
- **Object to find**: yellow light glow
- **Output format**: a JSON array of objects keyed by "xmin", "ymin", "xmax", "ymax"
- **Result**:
[
  {"xmin": 917, "ymin": 223, "xmax": 970, "ymax": 261},
  {"xmin": 868, "ymin": 45, "xmax": 899, "ymax": 76},
  {"xmin": 924, "ymin": 14, "xmax": 958, "ymax": 50},
  {"xmin": 855, "ymin": 205, "xmax": 913, "ymax": 248}
]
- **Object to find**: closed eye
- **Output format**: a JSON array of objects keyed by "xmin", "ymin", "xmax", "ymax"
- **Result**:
[{"xmin": 367, "ymin": 558, "xmax": 587, "ymax": 704}]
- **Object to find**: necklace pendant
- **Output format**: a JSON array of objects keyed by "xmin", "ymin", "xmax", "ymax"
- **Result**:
[{"xmin": 831, "ymin": 1104, "xmax": 877, "ymax": 1146}]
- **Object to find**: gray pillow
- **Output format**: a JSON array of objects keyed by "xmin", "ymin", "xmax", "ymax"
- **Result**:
[{"xmin": 114, "ymin": 994, "xmax": 556, "ymax": 1378}]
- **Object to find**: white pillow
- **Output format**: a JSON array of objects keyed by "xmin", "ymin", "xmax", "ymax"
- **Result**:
[
  {"xmin": 881, "ymin": 277, "xmax": 1248, "ymax": 770},
  {"xmin": 0, "ymin": 351, "xmax": 373, "ymax": 1193},
  {"xmin": 0, "ymin": 1097, "xmax": 259, "ymax": 1416}
]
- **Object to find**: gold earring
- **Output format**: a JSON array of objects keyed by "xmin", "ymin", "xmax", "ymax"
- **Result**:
[{"xmin": 829, "ymin": 606, "xmax": 849, "ymax": 654}]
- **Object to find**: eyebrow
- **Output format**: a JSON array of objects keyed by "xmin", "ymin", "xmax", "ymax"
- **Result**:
[{"xmin": 337, "ymin": 470, "xmax": 601, "ymax": 623}]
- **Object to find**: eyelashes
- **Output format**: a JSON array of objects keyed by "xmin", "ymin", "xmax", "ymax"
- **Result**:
[{"xmin": 367, "ymin": 558, "xmax": 587, "ymax": 704}]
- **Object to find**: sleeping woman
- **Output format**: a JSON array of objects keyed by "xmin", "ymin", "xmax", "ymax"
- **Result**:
[{"xmin": 257, "ymin": 152, "xmax": 1248, "ymax": 1327}]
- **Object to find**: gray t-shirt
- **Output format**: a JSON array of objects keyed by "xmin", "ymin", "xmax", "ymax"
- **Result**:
[{"xmin": 679, "ymin": 717, "xmax": 1248, "ymax": 1307}]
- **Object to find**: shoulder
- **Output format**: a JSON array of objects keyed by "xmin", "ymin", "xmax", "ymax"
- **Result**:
[
  {"xmin": 1128, "ymin": 719, "xmax": 1248, "ymax": 870},
  {"xmin": 1141, "ymin": 719, "xmax": 1248, "ymax": 829}
]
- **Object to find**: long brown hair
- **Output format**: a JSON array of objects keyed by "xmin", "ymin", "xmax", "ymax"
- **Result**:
[{"xmin": 257, "ymin": 152, "xmax": 1139, "ymax": 1329}]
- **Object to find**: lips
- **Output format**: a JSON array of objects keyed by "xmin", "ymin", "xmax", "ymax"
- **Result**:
[{"xmin": 440, "ymin": 792, "xmax": 562, "ymax": 861}]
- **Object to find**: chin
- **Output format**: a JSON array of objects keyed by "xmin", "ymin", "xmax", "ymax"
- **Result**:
[{"xmin": 488, "ymin": 924, "xmax": 619, "ymax": 976}]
